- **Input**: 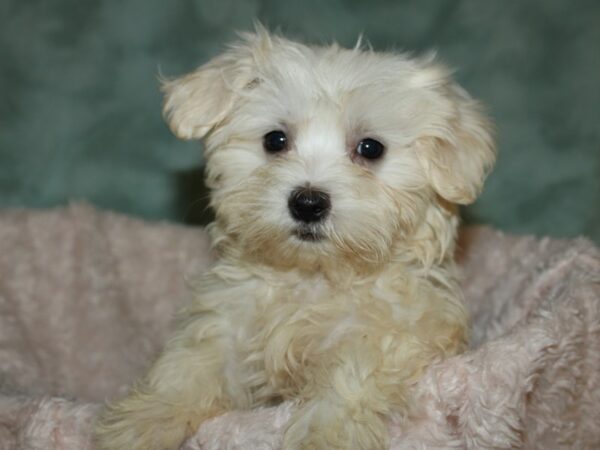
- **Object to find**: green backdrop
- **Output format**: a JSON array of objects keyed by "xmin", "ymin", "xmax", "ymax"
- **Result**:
[{"xmin": 1, "ymin": 0, "xmax": 599, "ymax": 242}]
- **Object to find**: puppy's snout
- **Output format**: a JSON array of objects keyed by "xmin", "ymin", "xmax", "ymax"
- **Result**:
[{"xmin": 288, "ymin": 187, "xmax": 331, "ymax": 223}]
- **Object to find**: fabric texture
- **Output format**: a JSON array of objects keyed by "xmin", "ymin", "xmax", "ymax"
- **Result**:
[{"xmin": 0, "ymin": 204, "xmax": 598, "ymax": 449}]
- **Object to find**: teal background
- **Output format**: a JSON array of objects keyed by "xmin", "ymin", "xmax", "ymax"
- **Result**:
[{"xmin": 1, "ymin": 0, "xmax": 599, "ymax": 241}]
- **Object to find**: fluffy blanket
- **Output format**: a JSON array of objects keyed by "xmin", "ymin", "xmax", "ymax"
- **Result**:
[{"xmin": 0, "ymin": 204, "xmax": 598, "ymax": 449}]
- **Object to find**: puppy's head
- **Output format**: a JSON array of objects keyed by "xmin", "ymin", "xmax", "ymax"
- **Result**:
[{"xmin": 163, "ymin": 29, "xmax": 495, "ymax": 272}]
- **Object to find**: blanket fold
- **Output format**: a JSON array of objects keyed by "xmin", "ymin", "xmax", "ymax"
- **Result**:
[{"xmin": 1, "ymin": 204, "xmax": 598, "ymax": 449}]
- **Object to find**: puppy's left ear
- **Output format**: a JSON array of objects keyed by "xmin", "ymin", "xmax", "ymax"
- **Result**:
[{"xmin": 415, "ymin": 69, "xmax": 496, "ymax": 205}]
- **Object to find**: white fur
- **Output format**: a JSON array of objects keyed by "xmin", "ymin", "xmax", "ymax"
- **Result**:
[{"xmin": 96, "ymin": 26, "xmax": 495, "ymax": 450}]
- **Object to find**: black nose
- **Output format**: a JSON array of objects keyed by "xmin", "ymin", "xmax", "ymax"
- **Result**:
[{"xmin": 288, "ymin": 187, "xmax": 331, "ymax": 223}]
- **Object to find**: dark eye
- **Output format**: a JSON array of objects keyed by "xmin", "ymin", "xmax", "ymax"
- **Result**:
[
  {"xmin": 263, "ymin": 130, "xmax": 288, "ymax": 153},
  {"xmin": 356, "ymin": 138, "xmax": 385, "ymax": 160}
]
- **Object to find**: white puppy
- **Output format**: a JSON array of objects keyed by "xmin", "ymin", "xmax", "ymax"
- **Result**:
[{"xmin": 96, "ymin": 27, "xmax": 495, "ymax": 450}]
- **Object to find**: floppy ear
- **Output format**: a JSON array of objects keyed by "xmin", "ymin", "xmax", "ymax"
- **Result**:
[
  {"xmin": 162, "ymin": 54, "xmax": 248, "ymax": 140},
  {"xmin": 162, "ymin": 38, "xmax": 263, "ymax": 140},
  {"xmin": 415, "ymin": 67, "xmax": 496, "ymax": 205}
]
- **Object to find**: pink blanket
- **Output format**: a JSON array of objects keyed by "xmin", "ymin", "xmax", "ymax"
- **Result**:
[{"xmin": 1, "ymin": 204, "xmax": 598, "ymax": 449}]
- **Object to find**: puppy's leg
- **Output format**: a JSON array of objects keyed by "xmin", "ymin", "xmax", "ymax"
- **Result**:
[
  {"xmin": 283, "ymin": 325, "xmax": 463, "ymax": 450},
  {"xmin": 283, "ymin": 338, "xmax": 390, "ymax": 450},
  {"xmin": 95, "ymin": 315, "xmax": 235, "ymax": 450}
]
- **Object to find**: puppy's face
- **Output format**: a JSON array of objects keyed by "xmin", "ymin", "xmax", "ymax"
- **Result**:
[{"xmin": 163, "ymin": 31, "xmax": 495, "ymax": 271}]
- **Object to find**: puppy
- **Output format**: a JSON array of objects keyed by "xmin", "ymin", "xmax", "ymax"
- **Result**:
[{"xmin": 96, "ymin": 27, "xmax": 495, "ymax": 450}]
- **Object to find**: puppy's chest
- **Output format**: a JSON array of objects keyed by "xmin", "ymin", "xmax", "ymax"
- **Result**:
[
  {"xmin": 235, "ymin": 273, "xmax": 414, "ymax": 358},
  {"xmin": 243, "ymin": 276, "xmax": 348, "ymax": 337}
]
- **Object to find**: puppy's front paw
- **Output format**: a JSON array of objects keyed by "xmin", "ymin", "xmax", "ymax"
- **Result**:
[
  {"xmin": 282, "ymin": 399, "xmax": 388, "ymax": 450},
  {"xmin": 94, "ymin": 392, "xmax": 207, "ymax": 450},
  {"xmin": 95, "ymin": 408, "xmax": 185, "ymax": 450}
]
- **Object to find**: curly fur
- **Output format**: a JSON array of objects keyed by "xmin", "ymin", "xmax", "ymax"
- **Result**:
[{"xmin": 95, "ymin": 26, "xmax": 495, "ymax": 450}]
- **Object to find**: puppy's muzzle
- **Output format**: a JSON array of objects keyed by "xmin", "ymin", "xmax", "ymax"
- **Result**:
[{"xmin": 288, "ymin": 187, "xmax": 331, "ymax": 223}]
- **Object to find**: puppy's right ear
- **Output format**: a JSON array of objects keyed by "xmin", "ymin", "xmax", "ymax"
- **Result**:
[
  {"xmin": 162, "ymin": 48, "xmax": 257, "ymax": 140},
  {"xmin": 162, "ymin": 54, "xmax": 247, "ymax": 140}
]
